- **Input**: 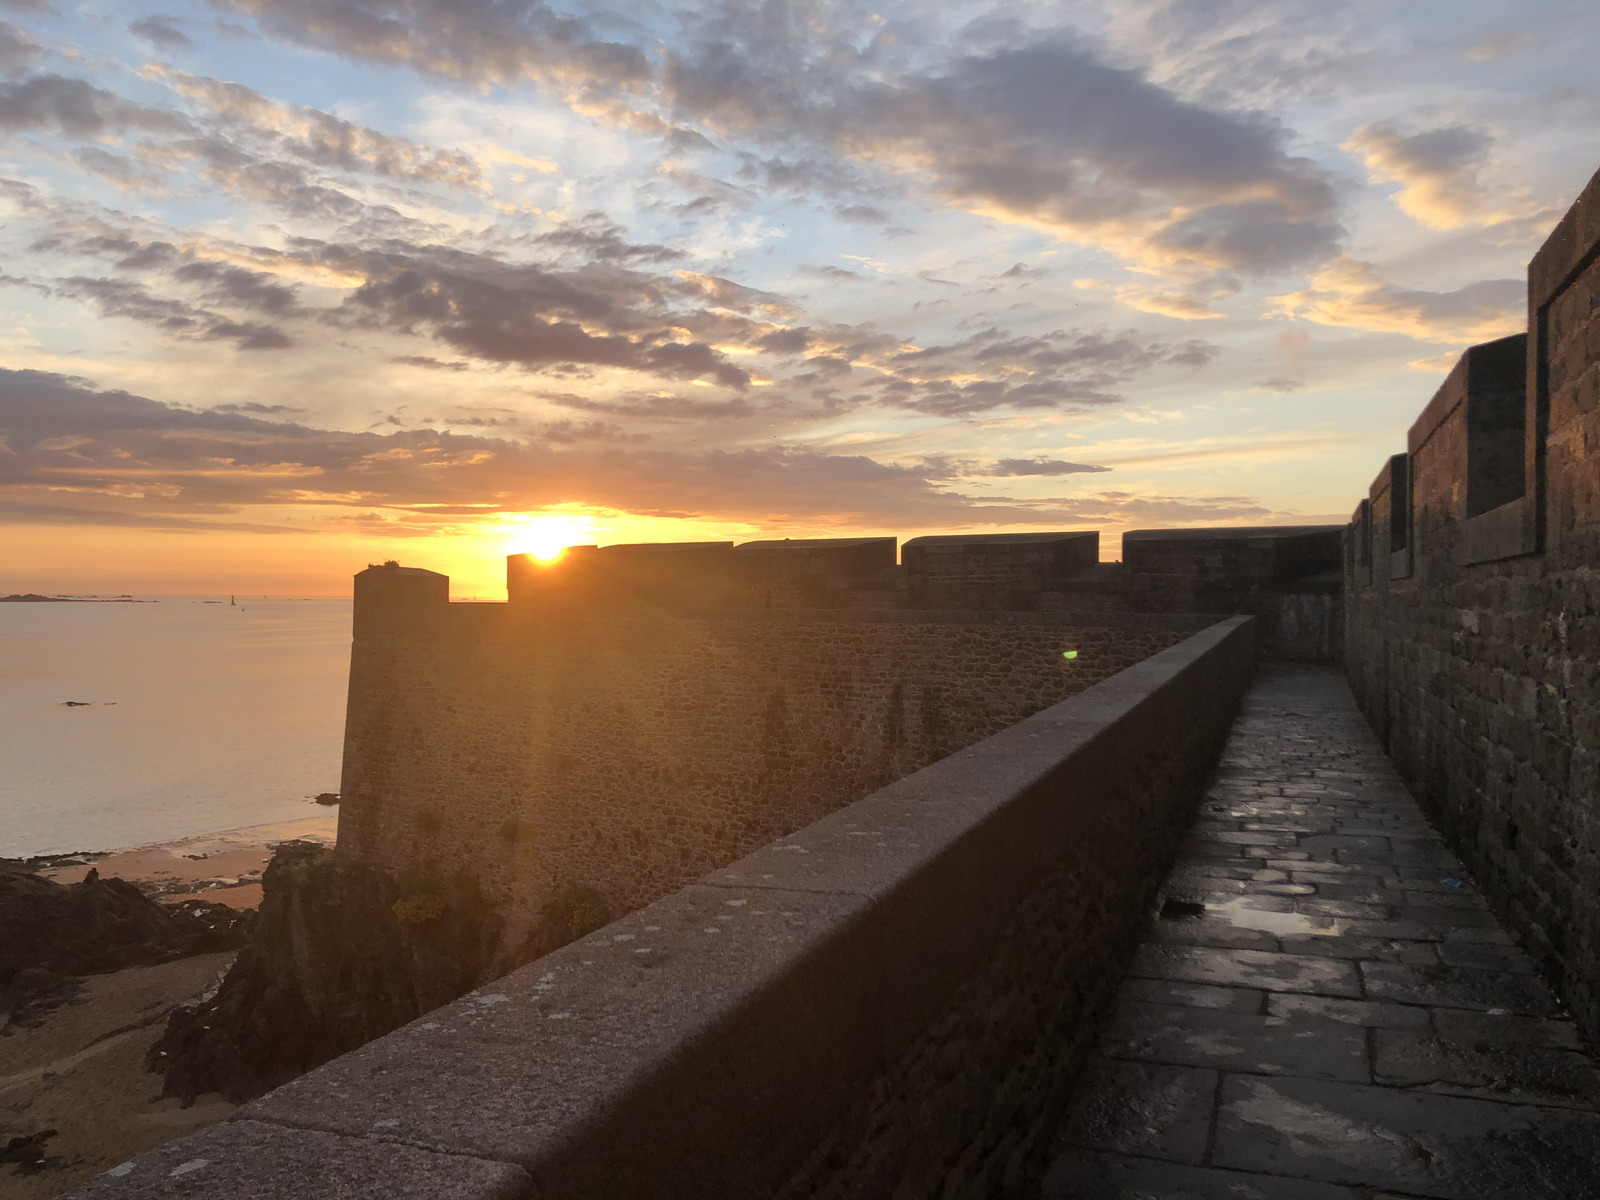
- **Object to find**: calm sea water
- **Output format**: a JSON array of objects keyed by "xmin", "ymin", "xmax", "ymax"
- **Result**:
[{"xmin": 0, "ymin": 597, "xmax": 351, "ymax": 858}]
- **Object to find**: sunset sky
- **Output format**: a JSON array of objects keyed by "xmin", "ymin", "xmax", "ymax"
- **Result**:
[{"xmin": 1, "ymin": 0, "xmax": 1596, "ymax": 597}]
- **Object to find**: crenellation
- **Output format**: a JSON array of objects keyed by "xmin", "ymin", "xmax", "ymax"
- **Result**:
[{"xmin": 1345, "ymin": 160, "xmax": 1600, "ymax": 1048}]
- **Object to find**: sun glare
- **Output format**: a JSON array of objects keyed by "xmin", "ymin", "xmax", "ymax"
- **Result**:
[{"xmin": 503, "ymin": 513, "xmax": 598, "ymax": 563}]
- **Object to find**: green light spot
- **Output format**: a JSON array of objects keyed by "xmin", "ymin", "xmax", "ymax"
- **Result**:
[{"xmin": 1062, "ymin": 650, "xmax": 1078, "ymax": 660}]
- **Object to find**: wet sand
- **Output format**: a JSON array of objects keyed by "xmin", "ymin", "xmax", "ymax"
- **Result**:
[
  {"xmin": 0, "ymin": 954, "xmax": 238, "ymax": 1200},
  {"xmin": 2, "ymin": 815, "xmax": 339, "ymax": 1198}
]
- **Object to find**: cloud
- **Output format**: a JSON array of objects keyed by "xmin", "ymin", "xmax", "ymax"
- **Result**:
[
  {"xmin": 20, "ymin": 209, "xmax": 763, "ymax": 387},
  {"xmin": 835, "ymin": 203, "xmax": 889, "ymax": 224},
  {"xmin": 986, "ymin": 458, "xmax": 1112, "ymax": 476},
  {"xmin": 1345, "ymin": 119, "xmax": 1558, "ymax": 238},
  {"xmin": 530, "ymin": 214, "xmax": 683, "ymax": 264},
  {"xmin": 1117, "ymin": 287, "xmax": 1226, "ymax": 320},
  {"xmin": 212, "ymin": 401, "xmax": 304, "ymax": 414},
  {"xmin": 390, "ymin": 354, "xmax": 468, "ymax": 371},
  {"xmin": 1267, "ymin": 256, "xmax": 1524, "ymax": 343},
  {"xmin": 171, "ymin": 260, "xmax": 300, "ymax": 314},
  {"xmin": 664, "ymin": 35, "xmax": 1344, "ymax": 281},
  {"xmin": 212, "ymin": 0, "xmax": 649, "ymax": 90},
  {"xmin": 130, "ymin": 16, "xmax": 195, "ymax": 51},
  {"xmin": 0, "ymin": 74, "xmax": 187, "ymax": 138},
  {"xmin": 70, "ymin": 146, "xmax": 174, "ymax": 193},
  {"xmin": 5, "ymin": 163, "xmax": 1211, "ymax": 420},
  {"xmin": 999, "ymin": 263, "xmax": 1048, "ymax": 281},
  {"xmin": 0, "ymin": 498, "xmax": 295, "ymax": 533},
  {"xmin": 1466, "ymin": 32, "xmax": 1531, "ymax": 62},
  {"xmin": 1345, "ymin": 120, "xmax": 1492, "ymax": 230},
  {"xmin": 546, "ymin": 390, "xmax": 758, "ymax": 422},
  {"xmin": 0, "ymin": 19, "xmax": 41, "ymax": 73},
  {"xmin": 152, "ymin": 66, "xmax": 484, "ymax": 189},
  {"xmin": 0, "ymin": 369, "xmax": 1275, "ymax": 533},
  {"xmin": 871, "ymin": 327, "xmax": 1217, "ymax": 416},
  {"xmin": 1255, "ymin": 376, "xmax": 1303, "ymax": 393},
  {"xmin": 336, "ymin": 247, "xmax": 755, "ymax": 388},
  {"xmin": 37, "ymin": 275, "xmax": 294, "ymax": 349},
  {"xmin": 799, "ymin": 264, "xmax": 868, "ymax": 283},
  {"xmin": 204, "ymin": 7, "xmax": 1344, "ymax": 285}
]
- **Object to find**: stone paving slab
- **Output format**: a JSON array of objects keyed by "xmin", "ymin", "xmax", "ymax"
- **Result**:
[
  {"xmin": 1044, "ymin": 663, "xmax": 1600, "ymax": 1200},
  {"xmin": 1042, "ymin": 1149, "xmax": 1365, "ymax": 1199},
  {"xmin": 1054, "ymin": 1058, "xmax": 1217, "ymax": 1164},
  {"xmin": 1214, "ymin": 1076, "xmax": 1600, "ymax": 1198},
  {"xmin": 1101, "ymin": 1003, "xmax": 1370, "ymax": 1082}
]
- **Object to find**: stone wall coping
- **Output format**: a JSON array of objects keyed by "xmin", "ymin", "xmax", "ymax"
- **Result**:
[
  {"xmin": 1407, "ymin": 351, "xmax": 1469, "ymax": 458},
  {"xmin": 1122, "ymin": 525, "xmax": 1342, "ymax": 543},
  {"xmin": 1530, "ymin": 161, "xmax": 1600, "ymax": 310},
  {"xmin": 901, "ymin": 531, "xmax": 1096, "ymax": 547},
  {"xmin": 1368, "ymin": 456, "xmax": 1394, "ymax": 503},
  {"xmin": 69, "ymin": 617, "xmax": 1254, "ymax": 1200},
  {"xmin": 63, "ymin": 1120, "xmax": 531, "ymax": 1200},
  {"xmin": 733, "ymin": 536, "xmax": 897, "ymax": 551}
]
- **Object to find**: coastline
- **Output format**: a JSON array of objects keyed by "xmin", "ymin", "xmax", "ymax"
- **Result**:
[{"xmin": 33, "ymin": 813, "xmax": 339, "ymax": 912}]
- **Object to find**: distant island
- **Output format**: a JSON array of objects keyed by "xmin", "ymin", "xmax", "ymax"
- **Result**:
[{"xmin": 1, "ymin": 594, "xmax": 144, "ymax": 603}]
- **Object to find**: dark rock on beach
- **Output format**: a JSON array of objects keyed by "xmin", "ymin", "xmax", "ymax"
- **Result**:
[{"xmin": 0, "ymin": 861, "xmax": 253, "ymax": 1034}]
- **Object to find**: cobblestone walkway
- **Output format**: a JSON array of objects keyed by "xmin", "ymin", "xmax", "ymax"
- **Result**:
[{"xmin": 1042, "ymin": 663, "xmax": 1600, "ymax": 1200}]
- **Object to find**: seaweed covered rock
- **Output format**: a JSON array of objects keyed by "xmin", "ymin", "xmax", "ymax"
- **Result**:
[
  {"xmin": 0, "ymin": 861, "xmax": 252, "ymax": 1032},
  {"xmin": 148, "ymin": 841, "xmax": 508, "ymax": 1105}
]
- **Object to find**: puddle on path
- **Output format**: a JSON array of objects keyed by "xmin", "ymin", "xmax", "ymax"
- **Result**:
[{"xmin": 1186, "ymin": 896, "xmax": 1344, "ymax": 937}]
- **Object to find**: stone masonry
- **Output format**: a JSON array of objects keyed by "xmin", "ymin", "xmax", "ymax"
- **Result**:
[
  {"xmin": 1345, "ymin": 161, "xmax": 1600, "ymax": 1048},
  {"xmin": 1044, "ymin": 663, "xmax": 1600, "ymax": 1199},
  {"xmin": 340, "ymin": 574, "xmax": 1201, "ymax": 927}
]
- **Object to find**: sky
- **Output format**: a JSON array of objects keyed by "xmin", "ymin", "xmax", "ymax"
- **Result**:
[{"xmin": 0, "ymin": 0, "xmax": 1595, "ymax": 597}]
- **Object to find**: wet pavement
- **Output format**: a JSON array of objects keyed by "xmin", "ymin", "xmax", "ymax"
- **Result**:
[{"xmin": 1042, "ymin": 663, "xmax": 1600, "ymax": 1200}]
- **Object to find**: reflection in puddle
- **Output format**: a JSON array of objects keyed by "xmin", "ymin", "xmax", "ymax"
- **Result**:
[{"xmin": 1209, "ymin": 896, "xmax": 1344, "ymax": 937}]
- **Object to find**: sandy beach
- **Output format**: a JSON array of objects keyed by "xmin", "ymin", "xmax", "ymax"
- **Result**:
[
  {"xmin": 1, "ymin": 815, "xmax": 337, "ymax": 1199},
  {"xmin": 39, "ymin": 813, "xmax": 338, "ymax": 912}
]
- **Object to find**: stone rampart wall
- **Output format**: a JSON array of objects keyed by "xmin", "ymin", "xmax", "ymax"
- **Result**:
[
  {"xmin": 1344, "ymin": 163, "xmax": 1600, "ymax": 1046},
  {"xmin": 71, "ymin": 617, "xmax": 1254, "ymax": 1200},
  {"xmin": 339, "ymin": 599, "xmax": 1206, "ymax": 923}
]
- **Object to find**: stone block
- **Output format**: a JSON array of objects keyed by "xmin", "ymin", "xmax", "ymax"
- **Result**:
[{"xmin": 61, "ymin": 1120, "xmax": 530, "ymax": 1200}]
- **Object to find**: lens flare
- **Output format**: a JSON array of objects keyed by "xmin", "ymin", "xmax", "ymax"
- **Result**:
[{"xmin": 502, "ymin": 513, "xmax": 597, "ymax": 563}]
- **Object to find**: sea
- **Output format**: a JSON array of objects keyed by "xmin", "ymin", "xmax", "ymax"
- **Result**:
[{"xmin": 0, "ymin": 596, "xmax": 351, "ymax": 859}]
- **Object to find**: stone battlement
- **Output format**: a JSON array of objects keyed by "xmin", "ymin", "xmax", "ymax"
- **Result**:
[
  {"xmin": 504, "ymin": 524, "xmax": 1342, "ymax": 655},
  {"xmin": 1344, "ymin": 161, "xmax": 1600, "ymax": 1047}
]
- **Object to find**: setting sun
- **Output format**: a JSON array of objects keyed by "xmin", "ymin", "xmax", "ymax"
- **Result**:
[{"xmin": 500, "ymin": 512, "xmax": 600, "ymax": 563}]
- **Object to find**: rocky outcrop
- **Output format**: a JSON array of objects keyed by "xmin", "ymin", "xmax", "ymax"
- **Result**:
[
  {"xmin": 0, "ymin": 861, "xmax": 252, "ymax": 1032},
  {"xmin": 148, "ymin": 842, "xmax": 495, "ymax": 1103},
  {"xmin": 148, "ymin": 842, "xmax": 616, "ymax": 1105}
]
